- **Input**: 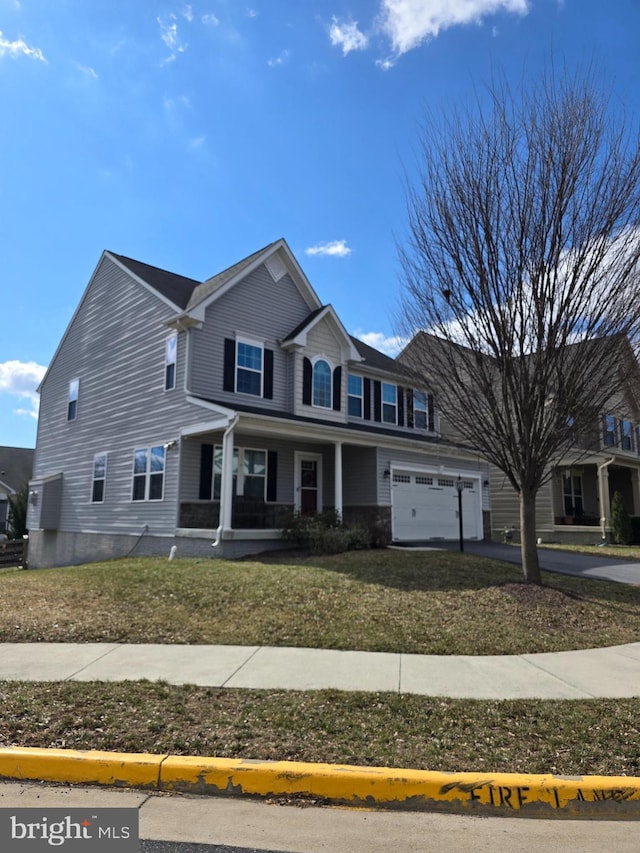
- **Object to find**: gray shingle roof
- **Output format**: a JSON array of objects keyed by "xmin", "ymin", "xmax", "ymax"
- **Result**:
[
  {"xmin": 0, "ymin": 447, "xmax": 34, "ymax": 493},
  {"xmin": 110, "ymin": 253, "xmax": 200, "ymax": 310}
]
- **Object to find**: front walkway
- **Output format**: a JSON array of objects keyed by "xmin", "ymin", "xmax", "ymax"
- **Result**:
[{"xmin": 1, "ymin": 641, "xmax": 639, "ymax": 699}]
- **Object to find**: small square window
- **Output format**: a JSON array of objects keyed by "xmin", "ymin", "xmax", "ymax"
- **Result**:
[{"xmin": 348, "ymin": 374, "xmax": 363, "ymax": 418}]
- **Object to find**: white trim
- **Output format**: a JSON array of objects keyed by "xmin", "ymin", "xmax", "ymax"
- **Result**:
[
  {"xmin": 191, "ymin": 239, "xmax": 323, "ymax": 317},
  {"xmin": 294, "ymin": 451, "xmax": 323, "ymax": 513},
  {"xmin": 281, "ymin": 304, "xmax": 363, "ymax": 362}
]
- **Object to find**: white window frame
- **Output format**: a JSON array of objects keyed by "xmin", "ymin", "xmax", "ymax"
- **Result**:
[
  {"xmin": 131, "ymin": 445, "xmax": 166, "ymax": 502},
  {"xmin": 382, "ymin": 382, "xmax": 397, "ymax": 425},
  {"xmin": 413, "ymin": 390, "xmax": 427, "ymax": 430},
  {"xmin": 91, "ymin": 452, "xmax": 108, "ymax": 503},
  {"xmin": 165, "ymin": 334, "xmax": 177, "ymax": 391},
  {"xmin": 347, "ymin": 374, "xmax": 363, "ymax": 418},
  {"xmin": 68, "ymin": 378, "xmax": 79, "ymax": 422},
  {"xmin": 213, "ymin": 445, "xmax": 267, "ymax": 500},
  {"xmin": 312, "ymin": 356, "xmax": 333, "ymax": 409},
  {"xmin": 235, "ymin": 337, "xmax": 264, "ymax": 398}
]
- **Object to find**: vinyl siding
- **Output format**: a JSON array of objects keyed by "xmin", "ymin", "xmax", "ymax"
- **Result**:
[
  {"xmin": 188, "ymin": 264, "xmax": 310, "ymax": 410},
  {"xmin": 28, "ymin": 255, "xmax": 209, "ymax": 537},
  {"xmin": 295, "ymin": 319, "xmax": 346, "ymax": 423}
]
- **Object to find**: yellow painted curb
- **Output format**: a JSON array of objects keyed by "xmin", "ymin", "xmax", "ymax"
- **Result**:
[
  {"xmin": 2, "ymin": 747, "xmax": 640, "ymax": 818},
  {"xmin": 0, "ymin": 747, "xmax": 164, "ymax": 789},
  {"xmin": 159, "ymin": 756, "xmax": 640, "ymax": 818}
]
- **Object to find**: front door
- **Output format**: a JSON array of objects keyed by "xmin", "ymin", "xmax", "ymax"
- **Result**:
[{"xmin": 295, "ymin": 453, "xmax": 323, "ymax": 514}]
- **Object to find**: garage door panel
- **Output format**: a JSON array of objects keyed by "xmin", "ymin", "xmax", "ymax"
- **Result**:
[{"xmin": 392, "ymin": 471, "xmax": 480, "ymax": 541}]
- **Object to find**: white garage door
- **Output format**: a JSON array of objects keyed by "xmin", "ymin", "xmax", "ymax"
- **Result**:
[{"xmin": 391, "ymin": 472, "xmax": 480, "ymax": 542}]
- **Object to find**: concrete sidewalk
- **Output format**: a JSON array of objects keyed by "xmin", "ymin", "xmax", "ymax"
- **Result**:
[{"xmin": 1, "ymin": 640, "xmax": 639, "ymax": 699}]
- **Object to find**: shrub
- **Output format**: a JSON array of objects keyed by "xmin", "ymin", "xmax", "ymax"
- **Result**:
[
  {"xmin": 281, "ymin": 510, "xmax": 370, "ymax": 555},
  {"xmin": 611, "ymin": 491, "xmax": 632, "ymax": 545}
]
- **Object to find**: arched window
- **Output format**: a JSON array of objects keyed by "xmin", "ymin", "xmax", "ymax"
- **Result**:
[{"xmin": 313, "ymin": 359, "xmax": 332, "ymax": 408}]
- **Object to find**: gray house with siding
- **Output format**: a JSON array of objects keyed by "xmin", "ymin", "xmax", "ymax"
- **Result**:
[{"xmin": 27, "ymin": 239, "xmax": 490, "ymax": 568}]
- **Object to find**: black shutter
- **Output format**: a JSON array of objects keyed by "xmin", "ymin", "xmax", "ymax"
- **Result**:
[
  {"xmin": 332, "ymin": 366, "xmax": 342, "ymax": 411},
  {"xmin": 223, "ymin": 339, "xmax": 236, "ymax": 392},
  {"xmin": 373, "ymin": 380, "xmax": 382, "ymax": 422},
  {"xmin": 264, "ymin": 349, "xmax": 274, "ymax": 399},
  {"xmin": 397, "ymin": 386, "xmax": 405, "ymax": 427},
  {"xmin": 363, "ymin": 378, "xmax": 371, "ymax": 421},
  {"xmin": 267, "ymin": 451, "xmax": 278, "ymax": 502},
  {"xmin": 428, "ymin": 393, "xmax": 435, "ymax": 432},
  {"xmin": 199, "ymin": 444, "xmax": 214, "ymax": 500},
  {"xmin": 303, "ymin": 357, "xmax": 312, "ymax": 405}
]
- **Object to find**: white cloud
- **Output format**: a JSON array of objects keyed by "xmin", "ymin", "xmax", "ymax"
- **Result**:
[
  {"xmin": 329, "ymin": 17, "xmax": 368, "ymax": 55},
  {"xmin": 0, "ymin": 360, "xmax": 46, "ymax": 419},
  {"xmin": 247, "ymin": 9, "xmax": 258, "ymax": 18},
  {"xmin": 352, "ymin": 331, "xmax": 407, "ymax": 356},
  {"xmin": 181, "ymin": 4, "xmax": 194, "ymax": 23},
  {"xmin": 75, "ymin": 63, "xmax": 98, "ymax": 79},
  {"xmin": 0, "ymin": 30, "xmax": 47, "ymax": 63},
  {"xmin": 202, "ymin": 13, "xmax": 220, "ymax": 26},
  {"xmin": 380, "ymin": 0, "xmax": 530, "ymax": 56},
  {"xmin": 268, "ymin": 49, "xmax": 290, "ymax": 68},
  {"xmin": 305, "ymin": 240, "xmax": 352, "ymax": 258},
  {"xmin": 157, "ymin": 13, "xmax": 188, "ymax": 63},
  {"xmin": 187, "ymin": 135, "xmax": 206, "ymax": 150}
]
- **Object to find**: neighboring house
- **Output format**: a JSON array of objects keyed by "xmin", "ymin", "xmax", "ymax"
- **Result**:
[
  {"xmin": 0, "ymin": 447, "xmax": 34, "ymax": 535},
  {"xmin": 27, "ymin": 239, "xmax": 490, "ymax": 568},
  {"xmin": 491, "ymin": 381, "xmax": 640, "ymax": 544}
]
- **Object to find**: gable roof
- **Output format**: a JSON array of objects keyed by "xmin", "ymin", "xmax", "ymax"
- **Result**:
[
  {"xmin": 186, "ymin": 241, "xmax": 281, "ymax": 311},
  {"xmin": 351, "ymin": 337, "xmax": 407, "ymax": 375},
  {"xmin": 109, "ymin": 253, "xmax": 200, "ymax": 311},
  {"xmin": 0, "ymin": 447, "xmax": 34, "ymax": 494}
]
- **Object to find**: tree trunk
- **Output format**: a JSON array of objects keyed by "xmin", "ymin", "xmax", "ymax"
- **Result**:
[{"xmin": 519, "ymin": 490, "xmax": 543, "ymax": 585}]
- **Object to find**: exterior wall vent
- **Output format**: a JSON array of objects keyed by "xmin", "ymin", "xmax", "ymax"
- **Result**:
[{"xmin": 265, "ymin": 254, "xmax": 287, "ymax": 282}]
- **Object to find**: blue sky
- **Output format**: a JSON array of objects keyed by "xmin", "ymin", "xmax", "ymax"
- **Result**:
[{"xmin": 1, "ymin": 0, "xmax": 638, "ymax": 448}]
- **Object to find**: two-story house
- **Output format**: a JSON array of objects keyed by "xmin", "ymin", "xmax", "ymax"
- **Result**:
[
  {"xmin": 26, "ymin": 239, "xmax": 491, "ymax": 568},
  {"xmin": 491, "ymin": 388, "xmax": 640, "ymax": 544}
]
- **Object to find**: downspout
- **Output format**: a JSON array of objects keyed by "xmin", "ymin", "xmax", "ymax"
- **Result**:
[
  {"xmin": 597, "ymin": 456, "xmax": 615, "ymax": 542},
  {"xmin": 212, "ymin": 414, "xmax": 239, "ymax": 548}
]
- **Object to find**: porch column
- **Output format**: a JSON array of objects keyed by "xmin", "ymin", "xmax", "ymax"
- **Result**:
[
  {"xmin": 220, "ymin": 422, "xmax": 235, "ymax": 532},
  {"xmin": 334, "ymin": 441, "xmax": 343, "ymax": 519},
  {"xmin": 597, "ymin": 461, "xmax": 612, "ymax": 540}
]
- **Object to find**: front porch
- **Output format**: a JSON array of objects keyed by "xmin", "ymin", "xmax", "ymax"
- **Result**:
[{"xmin": 550, "ymin": 461, "xmax": 640, "ymax": 541}]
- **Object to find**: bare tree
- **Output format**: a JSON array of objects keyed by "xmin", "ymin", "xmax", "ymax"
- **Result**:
[{"xmin": 398, "ymin": 65, "xmax": 640, "ymax": 584}]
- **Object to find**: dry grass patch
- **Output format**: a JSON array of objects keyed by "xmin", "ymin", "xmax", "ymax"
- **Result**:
[
  {"xmin": 1, "ymin": 680, "xmax": 639, "ymax": 777},
  {"xmin": 0, "ymin": 549, "xmax": 638, "ymax": 654}
]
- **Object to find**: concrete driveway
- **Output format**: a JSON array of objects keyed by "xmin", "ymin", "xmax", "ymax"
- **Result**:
[{"xmin": 439, "ymin": 539, "xmax": 640, "ymax": 585}]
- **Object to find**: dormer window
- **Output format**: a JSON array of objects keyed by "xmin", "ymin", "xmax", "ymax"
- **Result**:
[
  {"xmin": 313, "ymin": 359, "xmax": 332, "ymax": 408},
  {"xmin": 302, "ymin": 356, "xmax": 342, "ymax": 411}
]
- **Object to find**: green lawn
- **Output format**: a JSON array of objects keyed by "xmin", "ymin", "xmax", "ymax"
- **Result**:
[{"xmin": 0, "ymin": 549, "xmax": 639, "ymax": 654}]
